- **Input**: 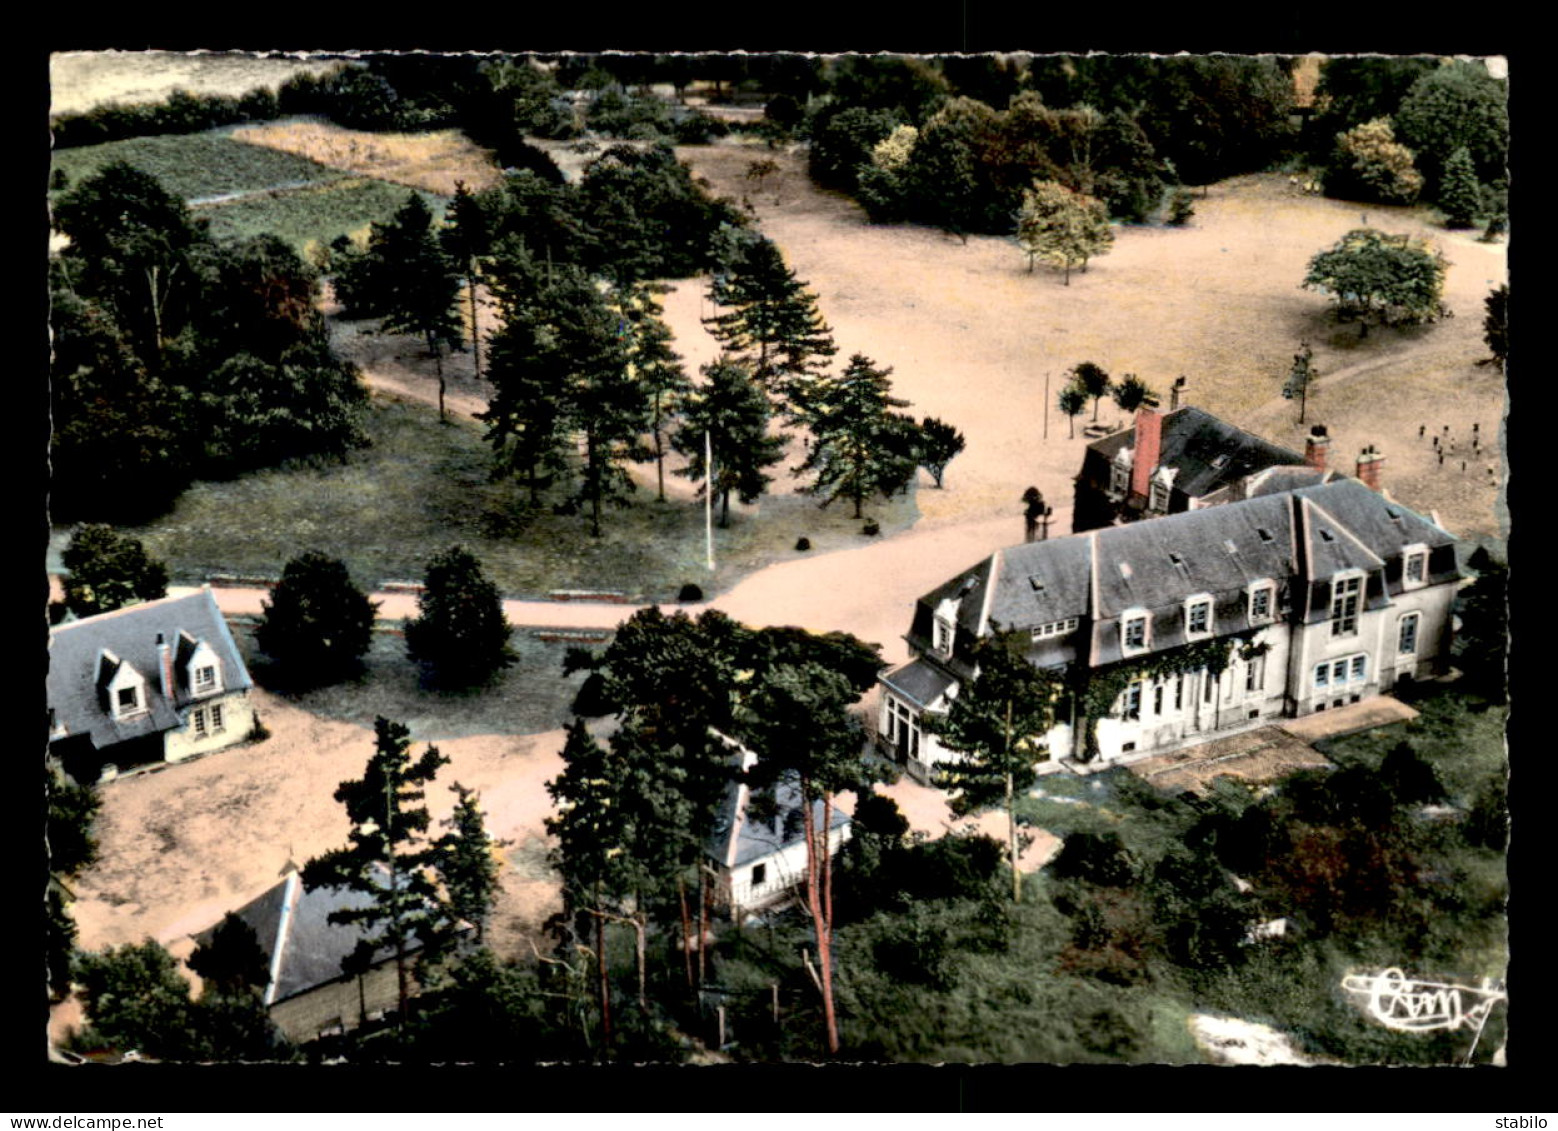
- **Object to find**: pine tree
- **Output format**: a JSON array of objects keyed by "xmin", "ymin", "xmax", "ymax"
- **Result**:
[
  {"xmin": 611, "ymin": 282, "xmax": 689, "ymax": 502},
  {"xmin": 433, "ymin": 783, "xmax": 502, "ymax": 944},
  {"xmin": 405, "ymin": 546, "xmax": 515, "ymax": 689},
  {"xmin": 705, "ymin": 235, "xmax": 837, "ymax": 410},
  {"xmin": 739, "ymin": 660, "xmax": 888, "ymax": 1056},
  {"xmin": 926, "ymin": 630, "xmax": 1063, "ymax": 902},
  {"xmin": 441, "ymin": 181, "xmax": 492, "ymax": 383},
  {"xmin": 378, "ymin": 193, "xmax": 464, "ymax": 421},
  {"xmin": 303, "ymin": 717, "xmax": 453, "ymax": 1026},
  {"xmin": 552, "ymin": 273, "xmax": 650, "ymax": 537},
  {"xmin": 795, "ymin": 354, "xmax": 917, "ymax": 518},
  {"xmin": 673, "ymin": 357, "xmax": 786, "ymax": 527},
  {"xmin": 480, "ymin": 247, "xmax": 576, "ymax": 506},
  {"xmin": 1438, "ymin": 146, "xmax": 1483, "ymax": 229}
]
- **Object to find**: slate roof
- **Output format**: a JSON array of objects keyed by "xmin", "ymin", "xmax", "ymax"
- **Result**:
[
  {"xmin": 46, "ymin": 589, "xmax": 253, "ymax": 751},
  {"xmin": 204, "ymin": 869, "xmax": 433, "ymax": 1006},
  {"xmin": 880, "ymin": 657, "xmax": 959, "ymax": 708},
  {"xmin": 1088, "ymin": 406, "xmax": 1306, "ymax": 499},
  {"xmin": 905, "ymin": 478, "xmax": 1457, "ymax": 670},
  {"xmin": 706, "ymin": 737, "xmax": 850, "ymax": 871}
]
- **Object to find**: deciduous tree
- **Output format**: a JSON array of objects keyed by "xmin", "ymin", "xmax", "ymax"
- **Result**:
[
  {"xmin": 915, "ymin": 416, "xmax": 965, "ymax": 488},
  {"xmin": 405, "ymin": 546, "xmax": 515, "ymax": 689},
  {"xmin": 1110, "ymin": 374, "xmax": 1157, "ymax": 416},
  {"xmin": 1327, "ymin": 118, "xmax": 1424, "ymax": 204},
  {"xmin": 1057, "ymin": 382, "xmax": 1088, "ymax": 439},
  {"xmin": 1394, "ymin": 60, "xmax": 1508, "ymax": 191},
  {"xmin": 1017, "ymin": 180, "xmax": 1113, "ymax": 284},
  {"xmin": 1070, "ymin": 361, "xmax": 1112, "ymax": 422},
  {"xmin": 61, "ymin": 524, "xmax": 169, "ymax": 619},
  {"xmin": 1303, "ymin": 228, "xmax": 1447, "ymax": 337},
  {"xmin": 256, "ymin": 551, "xmax": 379, "ymax": 689}
]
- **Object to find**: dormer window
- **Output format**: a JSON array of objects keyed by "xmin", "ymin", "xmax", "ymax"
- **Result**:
[
  {"xmin": 1248, "ymin": 582, "xmax": 1276, "ymax": 625},
  {"xmin": 1121, "ymin": 611, "xmax": 1150, "ymax": 654},
  {"xmin": 1149, "ymin": 466, "xmax": 1176, "ymax": 513},
  {"xmin": 1110, "ymin": 447, "xmax": 1133, "ymax": 498},
  {"xmin": 1402, "ymin": 544, "xmax": 1428, "ymax": 590},
  {"xmin": 1330, "ymin": 574, "xmax": 1363, "ymax": 637},
  {"xmin": 1184, "ymin": 595, "xmax": 1213, "ymax": 639},
  {"xmin": 194, "ymin": 665, "xmax": 217, "ymax": 693},
  {"xmin": 934, "ymin": 615, "xmax": 955, "ymax": 657}
]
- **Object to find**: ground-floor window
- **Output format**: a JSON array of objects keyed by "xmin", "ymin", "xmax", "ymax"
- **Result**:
[
  {"xmin": 1314, "ymin": 654, "xmax": 1368, "ymax": 691},
  {"xmin": 191, "ymin": 703, "xmax": 228, "ymax": 739},
  {"xmin": 1245, "ymin": 653, "xmax": 1266, "ymax": 695},
  {"xmin": 1398, "ymin": 612, "xmax": 1420, "ymax": 655},
  {"xmin": 751, "ymin": 863, "xmax": 767, "ymax": 887},
  {"xmin": 1123, "ymin": 682, "xmax": 1143, "ymax": 721}
]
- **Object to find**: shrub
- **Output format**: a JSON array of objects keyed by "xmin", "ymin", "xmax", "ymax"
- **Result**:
[
  {"xmin": 862, "ymin": 519, "xmax": 881, "ymax": 536},
  {"xmin": 404, "ymin": 546, "xmax": 516, "ymax": 690},
  {"xmin": 256, "ymin": 551, "xmax": 378, "ymax": 689},
  {"xmin": 1167, "ymin": 187, "xmax": 1195, "ymax": 226},
  {"xmin": 677, "ymin": 582, "xmax": 704, "ymax": 603},
  {"xmin": 794, "ymin": 537, "xmax": 811, "ymax": 552},
  {"xmin": 1327, "ymin": 118, "xmax": 1424, "ymax": 204}
]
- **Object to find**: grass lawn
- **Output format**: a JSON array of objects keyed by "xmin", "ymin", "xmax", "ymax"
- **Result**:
[
  {"xmin": 230, "ymin": 619, "xmax": 589, "ymax": 742},
  {"xmin": 51, "ymin": 129, "xmax": 346, "ymax": 203},
  {"xmin": 197, "ymin": 177, "xmax": 446, "ymax": 256},
  {"xmin": 50, "ymin": 126, "xmax": 447, "ymax": 256},
  {"xmin": 121, "ymin": 395, "xmax": 919, "ymax": 604}
]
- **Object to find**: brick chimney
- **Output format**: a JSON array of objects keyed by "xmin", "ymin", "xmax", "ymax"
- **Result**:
[
  {"xmin": 1304, "ymin": 425, "xmax": 1330, "ymax": 472},
  {"xmin": 1129, "ymin": 407, "xmax": 1164, "ymax": 504},
  {"xmin": 157, "ymin": 633, "xmax": 174, "ymax": 699},
  {"xmin": 1356, "ymin": 445, "xmax": 1385, "ymax": 491}
]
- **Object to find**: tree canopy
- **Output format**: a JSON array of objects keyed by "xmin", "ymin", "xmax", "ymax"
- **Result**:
[
  {"xmin": 1017, "ymin": 181, "xmax": 1113, "ymax": 284},
  {"xmin": 256, "ymin": 551, "xmax": 379, "ymax": 689},
  {"xmin": 1303, "ymin": 228, "xmax": 1447, "ymax": 336},
  {"xmin": 404, "ymin": 546, "xmax": 515, "ymax": 689},
  {"xmin": 672, "ymin": 357, "xmax": 786, "ymax": 527},
  {"xmin": 794, "ymin": 354, "xmax": 918, "ymax": 518},
  {"xmin": 61, "ymin": 524, "xmax": 169, "ymax": 619}
]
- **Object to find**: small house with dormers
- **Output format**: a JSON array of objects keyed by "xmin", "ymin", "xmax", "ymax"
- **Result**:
[
  {"xmin": 878, "ymin": 478, "xmax": 1459, "ymax": 781},
  {"xmin": 46, "ymin": 588, "xmax": 256, "ymax": 783}
]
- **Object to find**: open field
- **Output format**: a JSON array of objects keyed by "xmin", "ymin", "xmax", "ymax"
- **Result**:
[
  {"xmin": 49, "ymin": 51, "xmax": 342, "ymax": 118},
  {"xmin": 50, "ymin": 130, "xmax": 347, "ymax": 203},
  {"xmin": 48, "ymin": 126, "xmax": 450, "ymax": 256},
  {"xmin": 673, "ymin": 140, "xmax": 1508, "ymax": 547},
  {"xmin": 234, "ymin": 120, "xmax": 506, "ymax": 196},
  {"xmin": 114, "ymin": 392, "xmax": 920, "ymax": 605}
]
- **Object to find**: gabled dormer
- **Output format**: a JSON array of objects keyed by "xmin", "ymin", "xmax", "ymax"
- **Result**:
[
  {"xmin": 96, "ymin": 649, "xmax": 149, "ymax": 720},
  {"xmin": 932, "ymin": 597, "xmax": 960, "ymax": 658},
  {"xmin": 177, "ymin": 631, "xmax": 224, "ymax": 698}
]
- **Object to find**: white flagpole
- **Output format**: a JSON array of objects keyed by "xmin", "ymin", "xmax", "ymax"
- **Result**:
[{"xmin": 705, "ymin": 430, "xmax": 716, "ymax": 572}]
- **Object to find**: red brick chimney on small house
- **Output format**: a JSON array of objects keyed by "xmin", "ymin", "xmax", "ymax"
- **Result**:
[
  {"xmin": 1356, "ymin": 445, "xmax": 1385, "ymax": 491},
  {"xmin": 1129, "ymin": 407, "xmax": 1164, "ymax": 504},
  {"xmin": 157, "ymin": 633, "xmax": 174, "ymax": 699},
  {"xmin": 1304, "ymin": 425, "xmax": 1330, "ymax": 473}
]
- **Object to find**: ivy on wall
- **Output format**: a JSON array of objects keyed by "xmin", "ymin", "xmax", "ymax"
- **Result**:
[{"xmin": 1065, "ymin": 628, "xmax": 1266, "ymax": 762}]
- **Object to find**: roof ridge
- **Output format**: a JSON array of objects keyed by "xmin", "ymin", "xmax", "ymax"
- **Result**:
[{"xmin": 50, "ymin": 587, "xmax": 215, "ymax": 634}]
